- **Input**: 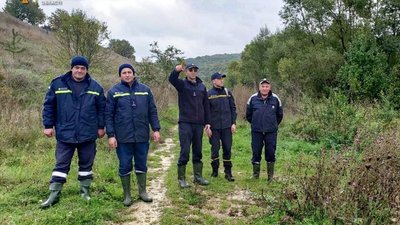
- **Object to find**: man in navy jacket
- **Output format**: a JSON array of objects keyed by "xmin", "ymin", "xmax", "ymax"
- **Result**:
[
  {"xmin": 207, "ymin": 72, "xmax": 237, "ymax": 181},
  {"xmin": 41, "ymin": 56, "xmax": 106, "ymax": 208},
  {"xmin": 246, "ymin": 78, "xmax": 283, "ymax": 181},
  {"xmin": 169, "ymin": 63, "xmax": 211, "ymax": 188},
  {"xmin": 105, "ymin": 63, "xmax": 160, "ymax": 205}
]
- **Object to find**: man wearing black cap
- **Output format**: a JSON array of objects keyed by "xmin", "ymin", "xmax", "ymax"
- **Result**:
[
  {"xmin": 207, "ymin": 72, "xmax": 237, "ymax": 181},
  {"xmin": 105, "ymin": 63, "xmax": 160, "ymax": 205},
  {"xmin": 246, "ymin": 78, "xmax": 283, "ymax": 181},
  {"xmin": 169, "ymin": 63, "xmax": 211, "ymax": 188},
  {"xmin": 41, "ymin": 55, "xmax": 106, "ymax": 208}
]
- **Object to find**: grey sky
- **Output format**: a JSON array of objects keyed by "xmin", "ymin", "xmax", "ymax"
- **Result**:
[{"xmin": 1, "ymin": 0, "xmax": 284, "ymax": 60}]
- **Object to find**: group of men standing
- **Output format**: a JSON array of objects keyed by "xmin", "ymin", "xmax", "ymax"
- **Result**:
[{"xmin": 40, "ymin": 56, "xmax": 283, "ymax": 208}]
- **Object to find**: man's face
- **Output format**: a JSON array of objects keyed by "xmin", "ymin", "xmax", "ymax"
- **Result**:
[
  {"xmin": 71, "ymin": 65, "xmax": 87, "ymax": 81},
  {"xmin": 212, "ymin": 78, "xmax": 224, "ymax": 88},
  {"xmin": 120, "ymin": 68, "xmax": 135, "ymax": 84},
  {"xmin": 259, "ymin": 83, "xmax": 271, "ymax": 96},
  {"xmin": 186, "ymin": 67, "xmax": 198, "ymax": 81}
]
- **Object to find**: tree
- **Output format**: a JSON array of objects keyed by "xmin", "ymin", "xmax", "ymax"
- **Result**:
[
  {"xmin": 108, "ymin": 39, "xmax": 135, "ymax": 60},
  {"xmin": 337, "ymin": 31, "xmax": 389, "ymax": 101},
  {"xmin": 4, "ymin": 0, "xmax": 45, "ymax": 25},
  {"xmin": 149, "ymin": 41, "xmax": 183, "ymax": 82},
  {"xmin": 48, "ymin": 9, "xmax": 110, "ymax": 65}
]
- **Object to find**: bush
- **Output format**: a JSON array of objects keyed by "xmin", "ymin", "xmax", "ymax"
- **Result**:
[{"xmin": 281, "ymin": 125, "xmax": 400, "ymax": 224}]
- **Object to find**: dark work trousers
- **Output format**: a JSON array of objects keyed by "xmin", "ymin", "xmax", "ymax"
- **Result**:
[
  {"xmin": 177, "ymin": 122, "xmax": 204, "ymax": 166},
  {"xmin": 251, "ymin": 131, "xmax": 277, "ymax": 164},
  {"xmin": 116, "ymin": 142, "xmax": 149, "ymax": 176},
  {"xmin": 50, "ymin": 140, "xmax": 96, "ymax": 183},
  {"xmin": 209, "ymin": 128, "xmax": 232, "ymax": 162}
]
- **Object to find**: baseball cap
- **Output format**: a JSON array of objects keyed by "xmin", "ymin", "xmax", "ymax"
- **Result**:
[
  {"xmin": 211, "ymin": 72, "xmax": 226, "ymax": 80},
  {"xmin": 259, "ymin": 78, "xmax": 270, "ymax": 85},
  {"xmin": 185, "ymin": 63, "xmax": 199, "ymax": 70}
]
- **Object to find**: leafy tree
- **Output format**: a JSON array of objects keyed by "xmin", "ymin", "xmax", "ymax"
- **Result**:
[
  {"xmin": 149, "ymin": 41, "xmax": 183, "ymax": 82},
  {"xmin": 108, "ymin": 39, "xmax": 135, "ymax": 60},
  {"xmin": 48, "ymin": 9, "xmax": 110, "ymax": 65},
  {"xmin": 337, "ymin": 31, "xmax": 389, "ymax": 101},
  {"xmin": 4, "ymin": 0, "xmax": 45, "ymax": 25}
]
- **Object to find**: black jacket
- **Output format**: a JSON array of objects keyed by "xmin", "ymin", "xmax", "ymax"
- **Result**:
[
  {"xmin": 169, "ymin": 69, "xmax": 210, "ymax": 125},
  {"xmin": 42, "ymin": 72, "xmax": 106, "ymax": 143},
  {"xmin": 105, "ymin": 80, "xmax": 160, "ymax": 143},
  {"xmin": 246, "ymin": 91, "xmax": 283, "ymax": 133},
  {"xmin": 207, "ymin": 87, "xmax": 237, "ymax": 129}
]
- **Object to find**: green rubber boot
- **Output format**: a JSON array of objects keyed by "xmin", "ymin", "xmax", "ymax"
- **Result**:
[
  {"xmin": 120, "ymin": 175, "xmax": 132, "ymax": 206},
  {"xmin": 178, "ymin": 165, "xmax": 191, "ymax": 188},
  {"xmin": 137, "ymin": 173, "xmax": 152, "ymax": 202},
  {"xmin": 193, "ymin": 162, "xmax": 209, "ymax": 186},
  {"xmin": 79, "ymin": 179, "xmax": 91, "ymax": 200},
  {"xmin": 40, "ymin": 182, "xmax": 63, "ymax": 208}
]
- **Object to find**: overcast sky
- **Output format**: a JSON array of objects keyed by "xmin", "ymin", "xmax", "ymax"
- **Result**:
[{"xmin": 1, "ymin": 0, "xmax": 284, "ymax": 60}]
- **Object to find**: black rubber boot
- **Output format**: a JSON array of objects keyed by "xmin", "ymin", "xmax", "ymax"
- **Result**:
[
  {"xmin": 253, "ymin": 163, "xmax": 260, "ymax": 179},
  {"xmin": 178, "ymin": 165, "xmax": 191, "ymax": 188},
  {"xmin": 40, "ymin": 182, "xmax": 63, "ymax": 208},
  {"xmin": 120, "ymin": 175, "xmax": 132, "ymax": 206},
  {"xmin": 267, "ymin": 162, "xmax": 275, "ymax": 182},
  {"xmin": 193, "ymin": 162, "xmax": 209, "ymax": 186},
  {"xmin": 137, "ymin": 173, "xmax": 152, "ymax": 202},
  {"xmin": 211, "ymin": 159, "xmax": 219, "ymax": 177},
  {"xmin": 223, "ymin": 160, "xmax": 235, "ymax": 182}
]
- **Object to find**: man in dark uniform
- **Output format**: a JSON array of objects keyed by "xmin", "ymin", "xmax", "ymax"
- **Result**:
[
  {"xmin": 207, "ymin": 72, "xmax": 237, "ymax": 182},
  {"xmin": 246, "ymin": 78, "xmax": 283, "ymax": 181},
  {"xmin": 169, "ymin": 63, "xmax": 211, "ymax": 188},
  {"xmin": 41, "ymin": 56, "xmax": 106, "ymax": 208},
  {"xmin": 105, "ymin": 63, "xmax": 161, "ymax": 206}
]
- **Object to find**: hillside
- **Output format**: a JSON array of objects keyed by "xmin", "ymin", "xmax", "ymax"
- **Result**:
[
  {"xmin": 0, "ymin": 12, "xmax": 131, "ymax": 95},
  {"xmin": 186, "ymin": 53, "xmax": 240, "ymax": 81}
]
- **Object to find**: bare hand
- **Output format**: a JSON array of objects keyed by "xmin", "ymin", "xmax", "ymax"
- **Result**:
[
  {"xmin": 108, "ymin": 137, "xmax": 117, "ymax": 150},
  {"xmin": 152, "ymin": 131, "xmax": 161, "ymax": 142},
  {"xmin": 231, "ymin": 124, "xmax": 236, "ymax": 133},
  {"xmin": 204, "ymin": 124, "xmax": 212, "ymax": 138},
  {"xmin": 44, "ymin": 128, "xmax": 54, "ymax": 138},
  {"xmin": 98, "ymin": 129, "xmax": 105, "ymax": 138},
  {"xmin": 175, "ymin": 64, "xmax": 183, "ymax": 72}
]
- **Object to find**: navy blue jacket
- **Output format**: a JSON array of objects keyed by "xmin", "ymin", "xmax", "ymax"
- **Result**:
[
  {"xmin": 246, "ymin": 91, "xmax": 283, "ymax": 133},
  {"xmin": 42, "ymin": 72, "xmax": 106, "ymax": 143},
  {"xmin": 169, "ymin": 69, "xmax": 210, "ymax": 125},
  {"xmin": 105, "ymin": 79, "xmax": 160, "ymax": 143},
  {"xmin": 208, "ymin": 87, "xmax": 237, "ymax": 129}
]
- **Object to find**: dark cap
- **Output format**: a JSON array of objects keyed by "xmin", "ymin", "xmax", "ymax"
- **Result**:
[
  {"xmin": 185, "ymin": 63, "xmax": 199, "ymax": 70},
  {"xmin": 71, "ymin": 56, "xmax": 89, "ymax": 70},
  {"xmin": 259, "ymin": 78, "xmax": 270, "ymax": 85},
  {"xmin": 211, "ymin": 72, "xmax": 226, "ymax": 80},
  {"xmin": 118, "ymin": 63, "xmax": 135, "ymax": 76}
]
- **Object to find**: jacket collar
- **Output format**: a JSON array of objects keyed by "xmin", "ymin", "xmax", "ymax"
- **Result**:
[
  {"xmin": 185, "ymin": 76, "xmax": 203, "ymax": 85},
  {"xmin": 62, "ymin": 71, "xmax": 91, "ymax": 84},
  {"xmin": 257, "ymin": 90, "xmax": 272, "ymax": 99},
  {"xmin": 120, "ymin": 78, "xmax": 138, "ymax": 88}
]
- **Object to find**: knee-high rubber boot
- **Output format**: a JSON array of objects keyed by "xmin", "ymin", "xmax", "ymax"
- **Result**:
[
  {"xmin": 79, "ymin": 179, "xmax": 91, "ymax": 200},
  {"xmin": 178, "ymin": 165, "xmax": 191, "ymax": 188},
  {"xmin": 253, "ymin": 163, "xmax": 260, "ymax": 179},
  {"xmin": 223, "ymin": 161, "xmax": 235, "ymax": 182},
  {"xmin": 120, "ymin": 175, "xmax": 132, "ymax": 206},
  {"xmin": 136, "ymin": 173, "xmax": 152, "ymax": 202},
  {"xmin": 211, "ymin": 159, "xmax": 219, "ymax": 177},
  {"xmin": 193, "ymin": 162, "xmax": 209, "ymax": 186},
  {"xmin": 267, "ymin": 162, "xmax": 275, "ymax": 181},
  {"xmin": 40, "ymin": 182, "xmax": 63, "ymax": 208}
]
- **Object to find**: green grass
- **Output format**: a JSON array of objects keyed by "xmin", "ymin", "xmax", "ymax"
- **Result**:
[{"xmin": 0, "ymin": 106, "xmax": 324, "ymax": 225}]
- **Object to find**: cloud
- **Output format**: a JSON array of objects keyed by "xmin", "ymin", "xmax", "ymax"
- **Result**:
[{"xmin": 0, "ymin": 0, "xmax": 284, "ymax": 60}]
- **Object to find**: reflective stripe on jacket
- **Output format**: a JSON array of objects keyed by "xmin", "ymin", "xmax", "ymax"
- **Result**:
[
  {"xmin": 105, "ymin": 79, "xmax": 160, "ymax": 143},
  {"xmin": 42, "ymin": 72, "xmax": 106, "ymax": 143},
  {"xmin": 246, "ymin": 91, "xmax": 283, "ymax": 133}
]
